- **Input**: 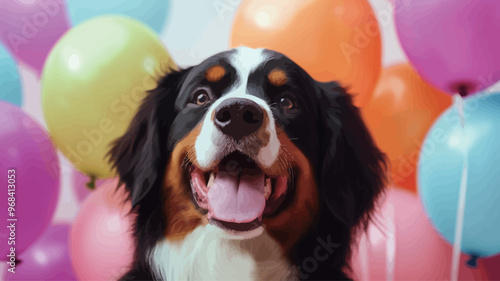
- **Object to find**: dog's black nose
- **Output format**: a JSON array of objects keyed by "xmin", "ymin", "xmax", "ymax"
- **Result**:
[{"xmin": 214, "ymin": 98, "xmax": 263, "ymax": 140}]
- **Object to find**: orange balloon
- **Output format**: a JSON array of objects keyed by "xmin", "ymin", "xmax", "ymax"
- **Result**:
[
  {"xmin": 231, "ymin": 0, "xmax": 381, "ymax": 107},
  {"xmin": 362, "ymin": 64, "xmax": 452, "ymax": 193}
]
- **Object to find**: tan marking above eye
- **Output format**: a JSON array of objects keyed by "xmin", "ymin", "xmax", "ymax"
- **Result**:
[
  {"xmin": 205, "ymin": 65, "xmax": 226, "ymax": 82},
  {"xmin": 268, "ymin": 68, "xmax": 288, "ymax": 86}
]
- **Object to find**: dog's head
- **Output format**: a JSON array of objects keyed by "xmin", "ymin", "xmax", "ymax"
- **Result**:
[{"xmin": 110, "ymin": 47, "xmax": 386, "ymax": 279}]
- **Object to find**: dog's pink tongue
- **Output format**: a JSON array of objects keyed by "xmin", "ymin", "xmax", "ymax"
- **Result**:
[{"xmin": 207, "ymin": 169, "xmax": 266, "ymax": 223}]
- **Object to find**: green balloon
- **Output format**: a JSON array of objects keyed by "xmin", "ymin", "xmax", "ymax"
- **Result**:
[{"xmin": 42, "ymin": 16, "xmax": 176, "ymax": 178}]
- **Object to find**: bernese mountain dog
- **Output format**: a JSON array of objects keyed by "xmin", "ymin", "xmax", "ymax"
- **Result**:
[{"xmin": 109, "ymin": 47, "xmax": 386, "ymax": 281}]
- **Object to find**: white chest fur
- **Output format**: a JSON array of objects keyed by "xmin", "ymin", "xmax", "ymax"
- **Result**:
[{"xmin": 149, "ymin": 224, "xmax": 297, "ymax": 281}]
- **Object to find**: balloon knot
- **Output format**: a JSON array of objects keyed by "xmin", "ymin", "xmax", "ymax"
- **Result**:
[
  {"xmin": 86, "ymin": 175, "xmax": 96, "ymax": 190},
  {"xmin": 466, "ymin": 255, "xmax": 479, "ymax": 268},
  {"xmin": 458, "ymin": 85, "xmax": 469, "ymax": 97}
]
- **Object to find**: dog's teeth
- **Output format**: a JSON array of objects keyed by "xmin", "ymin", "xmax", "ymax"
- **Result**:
[
  {"xmin": 264, "ymin": 178, "xmax": 272, "ymax": 200},
  {"xmin": 207, "ymin": 172, "xmax": 216, "ymax": 188}
]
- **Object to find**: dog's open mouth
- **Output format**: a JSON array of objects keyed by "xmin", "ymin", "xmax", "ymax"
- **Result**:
[{"xmin": 189, "ymin": 151, "xmax": 290, "ymax": 233}]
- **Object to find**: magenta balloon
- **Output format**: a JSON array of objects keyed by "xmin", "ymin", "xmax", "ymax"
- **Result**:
[
  {"xmin": 350, "ymin": 188, "xmax": 489, "ymax": 280},
  {"xmin": 4, "ymin": 224, "xmax": 76, "ymax": 280},
  {"xmin": 0, "ymin": 0, "xmax": 70, "ymax": 75},
  {"xmin": 70, "ymin": 180, "xmax": 135, "ymax": 281},
  {"xmin": 0, "ymin": 102, "xmax": 60, "ymax": 258},
  {"xmin": 395, "ymin": 1, "xmax": 500, "ymax": 95}
]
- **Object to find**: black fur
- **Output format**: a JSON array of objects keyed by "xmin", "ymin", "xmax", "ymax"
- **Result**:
[
  {"xmin": 109, "ymin": 69, "xmax": 190, "ymax": 280},
  {"xmin": 291, "ymin": 82, "xmax": 386, "ymax": 280},
  {"xmin": 109, "ymin": 49, "xmax": 386, "ymax": 281}
]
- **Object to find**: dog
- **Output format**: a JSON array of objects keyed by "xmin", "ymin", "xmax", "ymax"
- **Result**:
[{"xmin": 109, "ymin": 47, "xmax": 386, "ymax": 280}]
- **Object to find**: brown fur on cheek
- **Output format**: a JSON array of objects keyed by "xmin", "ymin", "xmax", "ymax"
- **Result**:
[
  {"xmin": 263, "ymin": 130, "xmax": 320, "ymax": 254},
  {"xmin": 163, "ymin": 124, "xmax": 204, "ymax": 240}
]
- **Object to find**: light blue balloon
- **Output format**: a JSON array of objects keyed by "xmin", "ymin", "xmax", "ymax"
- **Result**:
[
  {"xmin": 0, "ymin": 44, "xmax": 22, "ymax": 106},
  {"xmin": 67, "ymin": 0, "xmax": 170, "ymax": 33},
  {"xmin": 418, "ymin": 92, "xmax": 500, "ymax": 257}
]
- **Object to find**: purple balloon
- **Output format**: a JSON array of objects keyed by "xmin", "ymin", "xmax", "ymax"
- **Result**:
[
  {"xmin": 395, "ymin": 0, "xmax": 500, "ymax": 95},
  {"xmin": 0, "ymin": 0, "xmax": 70, "ymax": 75},
  {"xmin": 0, "ymin": 102, "xmax": 60, "ymax": 258},
  {"xmin": 72, "ymin": 169, "xmax": 109, "ymax": 202},
  {"xmin": 4, "ymin": 224, "xmax": 76, "ymax": 281}
]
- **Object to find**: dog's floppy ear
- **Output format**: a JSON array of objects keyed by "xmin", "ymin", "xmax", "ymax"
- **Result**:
[
  {"xmin": 109, "ymin": 69, "xmax": 189, "ymax": 207},
  {"xmin": 291, "ymin": 82, "xmax": 387, "ymax": 280},
  {"xmin": 317, "ymin": 81, "xmax": 387, "ymax": 228}
]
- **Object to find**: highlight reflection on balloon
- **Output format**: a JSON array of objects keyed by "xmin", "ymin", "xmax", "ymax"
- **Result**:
[
  {"xmin": 70, "ymin": 180, "xmax": 135, "ymax": 281},
  {"xmin": 363, "ymin": 64, "xmax": 451, "ymax": 193},
  {"xmin": 419, "ymin": 92, "xmax": 500, "ymax": 257},
  {"xmin": 5, "ymin": 225, "xmax": 76, "ymax": 281},
  {"xmin": 0, "ymin": 0, "xmax": 70, "ymax": 75},
  {"xmin": 42, "ymin": 16, "xmax": 176, "ymax": 178},
  {"xmin": 350, "ymin": 188, "xmax": 489, "ymax": 280},
  {"xmin": 231, "ymin": 0, "xmax": 382, "ymax": 107},
  {"xmin": 395, "ymin": 0, "xmax": 500, "ymax": 95},
  {"xmin": 0, "ymin": 102, "xmax": 60, "ymax": 257}
]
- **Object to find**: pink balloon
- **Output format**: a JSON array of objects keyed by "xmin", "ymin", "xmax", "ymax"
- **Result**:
[
  {"xmin": 70, "ymin": 180, "xmax": 135, "ymax": 281},
  {"xmin": 350, "ymin": 188, "xmax": 489, "ymax": 280},
  {"xmin": 395, "ymin": 1, "xmax": 500, "ymax": 95},
  {"xmin": 72, "ymin": 170, "xmax": 110, "ymax": 202},
  {"xmin": 0, "ymin": 0, "xmax": 70, "ymax": 75},
  {"xmin": 0, "ymin": 102, "xmax": 60, "ymax": 258}
]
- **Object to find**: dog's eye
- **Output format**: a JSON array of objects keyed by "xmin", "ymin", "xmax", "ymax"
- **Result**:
[
  {"xmin": 191, "ymin": 88, "xmax": 211, "ymax": 106},
  {"xmin": 196, "ymin": 93, "xmax": 210, "ymax": 105},
  {"xmin": 279, "ymin": 96, "xmax": 296, "ymax": 110}
]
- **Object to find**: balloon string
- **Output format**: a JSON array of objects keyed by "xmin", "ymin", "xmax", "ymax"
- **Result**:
[
  {"xmin": 359, "ymin": 232, "xmax": 370, "ymax": 281},
  {"xmin": 386, "ymin": 201, "xmax": 395, "ymax": 281},
  {"xmin": 451, "ymin": 94, "xmax": 468, "ymax": 281}
]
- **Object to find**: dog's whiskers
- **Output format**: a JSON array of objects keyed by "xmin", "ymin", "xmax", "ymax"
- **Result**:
[{"xmin": 182, "ymin": 145, "xmax": 196, "ymax": 168}]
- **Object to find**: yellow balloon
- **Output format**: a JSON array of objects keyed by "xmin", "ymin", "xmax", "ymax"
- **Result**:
[{"xmin": 42, "ymin": 16, "xmax": 176, "ymax": 178}]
